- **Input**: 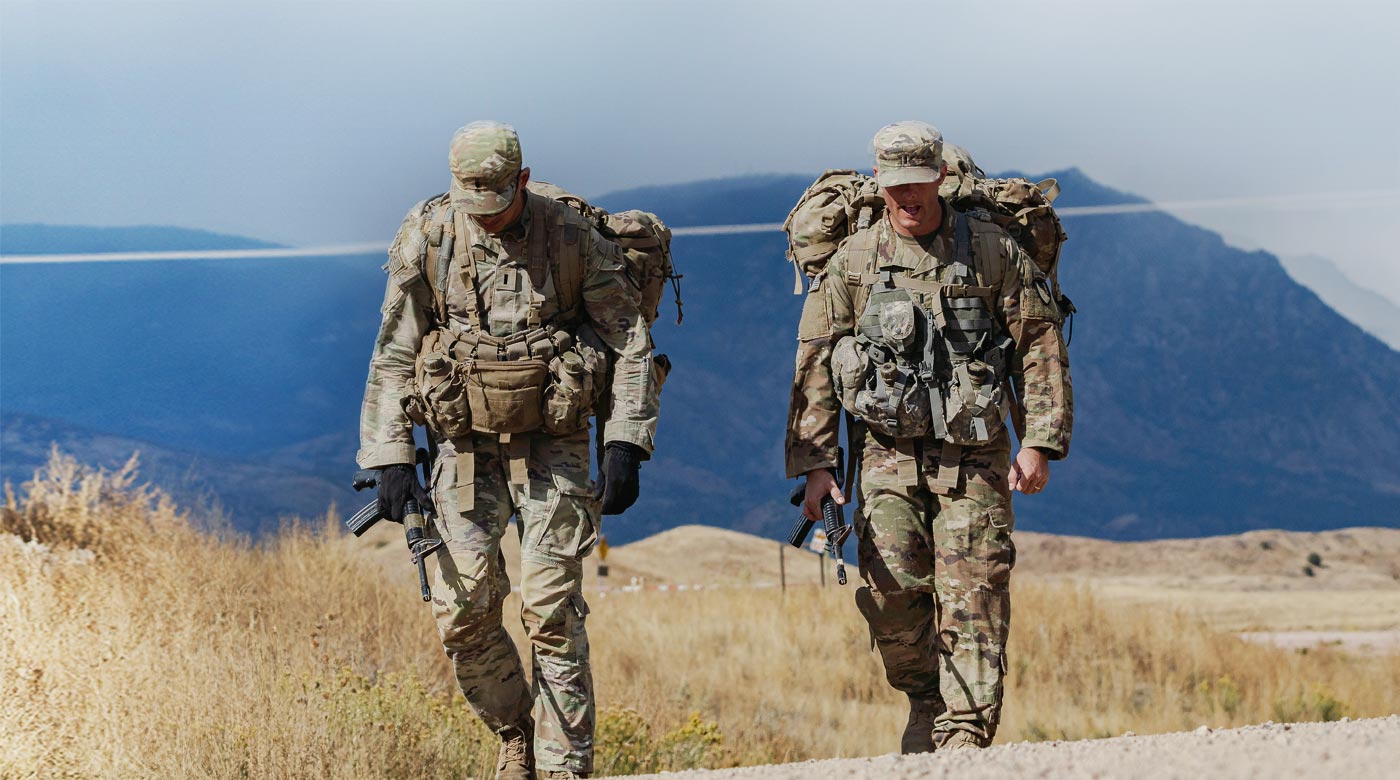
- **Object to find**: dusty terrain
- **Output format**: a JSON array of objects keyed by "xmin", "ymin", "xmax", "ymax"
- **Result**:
[
  {"xmin": 359, "ymin": 521, "xmax": 1400, "ymax": 633},
  {"xmin": 629, "ymin": 717, "xmax": 1400, "ymax": 780}
]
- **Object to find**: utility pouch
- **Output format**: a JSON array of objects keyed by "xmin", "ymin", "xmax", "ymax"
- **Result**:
[
  {"xmin": 943, "ymin": 358, "xmax": 1006, "ymax": 445},
  {"xmin": 412, "ymin": 330, "xmax": 473, "ymax": 438},
  {"xmin": 542, "ymin": 324, "xmax": 609, "ymax": 435},
  {"xmin": 466, "ymin": 359, "xmax": 549, "ymax": 434},
  {"xmin": 830, "ymin": 336, "xmax": 870, "ymax": 412},
  {"xmin": 854, "ymin": 360, "xmax": 933, "ymax": 439}
]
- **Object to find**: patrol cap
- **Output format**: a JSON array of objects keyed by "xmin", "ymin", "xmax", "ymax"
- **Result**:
[
  {"xmin": 873, "ymin": 121, "xmax": 944, "ymax": 187},
  {"xmin": 449, "ymin": 121, "xmax": 523, "ymax": 216}
]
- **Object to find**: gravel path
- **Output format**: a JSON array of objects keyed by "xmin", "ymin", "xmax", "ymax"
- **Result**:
[{"xmin": 630, "ymin": 717, "xmax": 1400, "ymax": 780}]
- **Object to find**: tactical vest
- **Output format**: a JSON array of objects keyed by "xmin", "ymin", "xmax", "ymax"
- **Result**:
[
  {"xmin": 397, "ymin": 193, "xmax": 611, "ymax": 508},
  {"xmin": 830, "ymin": 212, "xmax": 1012, "ymax": 492}
]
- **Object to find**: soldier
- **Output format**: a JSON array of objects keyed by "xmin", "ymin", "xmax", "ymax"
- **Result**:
[
  {"xmin": 358, "ymin": 121, "xmax": 656, "ymax": 780},
  {"xmin": 785, "ymin": 121, "xmax": 1072, "ymax": 751}
]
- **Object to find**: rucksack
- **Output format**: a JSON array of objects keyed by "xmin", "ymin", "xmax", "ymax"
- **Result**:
[
  {"xmin": 404, "ymin": 183, "xmax": 679, "ymax": 453},
  {"xmin": 782, "ymin": 144, "xmax": 1073, "ymax": 321},
  {"xmin": 526, "ymin": 181, "xmax": 683, "ymax": 327}
]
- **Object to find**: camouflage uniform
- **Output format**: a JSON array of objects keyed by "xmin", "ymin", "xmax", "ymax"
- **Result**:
[
  {"xmin": 359, "ymin": 122, "xmax": 655, "ymax": 776},
  {"xmin": 785, "ymin": 122, "xmax": 1072, "ymax": 749}
]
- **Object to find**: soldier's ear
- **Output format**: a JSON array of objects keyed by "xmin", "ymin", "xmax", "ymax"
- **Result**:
[{"xmin": 519, "ymin": 167, "xmax": 531, "ymax": 188}]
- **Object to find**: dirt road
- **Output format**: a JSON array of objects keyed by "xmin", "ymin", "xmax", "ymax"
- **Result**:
[{"xmin": 631, "ymin": 717, "xmax": 1399, "ymax": 780}]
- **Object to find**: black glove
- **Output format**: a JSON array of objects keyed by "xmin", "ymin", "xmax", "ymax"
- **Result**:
[
  {"xmin": 593, "ymin": 442, "xmax": 645, "ymax": 516},
  {"xmin": 377, "ymin": 463, "xmax": 433, "ymax": 523}
]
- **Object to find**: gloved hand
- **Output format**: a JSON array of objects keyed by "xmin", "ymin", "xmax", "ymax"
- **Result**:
[
  {"xmin": 378, "ymin": 463, "xmax": 434, "ymax": 523},
  {"xmin": 593, "ymin": 442, "xmax": 645, "ymax": 515}
]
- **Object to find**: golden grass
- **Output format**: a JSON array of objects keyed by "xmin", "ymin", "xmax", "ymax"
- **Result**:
[{"xmin": 3, "ymin": 451, "xmax": 1397, "ymax": 779}]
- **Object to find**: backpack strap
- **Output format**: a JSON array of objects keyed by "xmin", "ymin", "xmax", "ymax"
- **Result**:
[
  {"xmin": 841, "ymin": 227, "xmax": 881, "ymax": 318},
  {"xmin": 451, "ymin": 210, "xmax": 489, "ymax": 332},
  {"xmin": 545, "ymin": 199, "xmax": 586, "ymax": 326},
  {"xmin": 414, "ymin": 195, "xmax": 453, "ymax": 325}
]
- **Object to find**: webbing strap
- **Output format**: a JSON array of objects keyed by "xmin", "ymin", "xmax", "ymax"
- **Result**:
[
  {"xmin": 895, "ymin": 437, "xmax": 919, "ymax": 487},
  {"xmin": 930, "ymin": 441, "xmax": 961, "ymax": 495},
  {"xmin": 504, "ymin": 433, "xmax": 530, "ymax": 486},
  {"xmin": 455, "ymin": 441, "xmax": 476, "ymax": 513},
  {"xmin": 427, "ymin": 204, "xmax": 453, "ymax": 324},
  {"xmin": 848, "ymin": 272, "xmax": 994, "ymax": 301},
  {"xmin": 454, "ymin": 211, "xmax": 488, "ymax": 332},
  {"xmin": 548, "ymin": 199, "xmax": 585, "ymax": 324}
]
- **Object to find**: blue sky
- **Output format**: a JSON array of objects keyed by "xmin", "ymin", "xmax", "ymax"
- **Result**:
[{"xmin": 3, "ymin": 0, "xmax": 1398, "ymax": 301}]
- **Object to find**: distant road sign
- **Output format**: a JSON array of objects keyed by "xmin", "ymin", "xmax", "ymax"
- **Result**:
[{"xmin": 809, "ymin": 529, "xmax": 827, "ymax": 554}]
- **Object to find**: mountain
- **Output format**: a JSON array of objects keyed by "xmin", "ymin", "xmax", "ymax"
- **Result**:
[
  {"xmin": 0, "ymin": 413, "xmax": 354, "ymax": 534},
  {"xmin": 2, "ymin": 169, "xmax": 1397, "ymax": 541},
  {"xmin": 0, "ymin": 224, "xmax": 280, "ymax": 254},
  {"xmin": 1279, "ymin": 254, "xmax": 1400, "ymax": 350}
]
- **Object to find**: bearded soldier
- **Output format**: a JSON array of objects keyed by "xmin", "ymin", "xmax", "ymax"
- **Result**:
[
  {"xmin": 786, "ymin": 121, "xmax": 1072, "ymax": 751},
  {"xmin": 358, "ymin": 121, "xmax": 656, "ymax": 780}
]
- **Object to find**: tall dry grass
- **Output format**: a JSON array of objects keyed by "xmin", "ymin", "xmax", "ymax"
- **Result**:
[{"xmin": 3, "ymin": 451, "xmax": 1397, "ymax": 778}]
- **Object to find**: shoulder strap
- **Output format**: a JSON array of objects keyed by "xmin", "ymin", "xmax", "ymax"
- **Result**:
[
  {"xmin": 841, "ymin": 226, "xmax": 881, "ymax": 316},
  {"xmin": 451, "ymin": 210, "xmax": 488, "ymax": 332},
  {"xmin": 417, "ymin": 197, "xmax": 453, "ymax": 325},
  {"xmin": 962, "ymin": 212, "xmax": 1010, "ymax": 298},
  {"xmin": 543, "ymin": 198, "xmax": 586, "ymax": 325}
]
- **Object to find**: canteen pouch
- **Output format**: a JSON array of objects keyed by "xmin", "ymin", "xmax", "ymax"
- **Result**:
[
  {"xmin": 542, "ymin": 324, "xmax": 609, "ymax": 435},
  {"xmin": 853, "ymin": 360, "xmax": 934, "ymax": 439},
  {"xmin": 830, "ymin": 335, "xmax": 870, "ymax": 413},
  {"xmin": 466, "ymin": 359, "xmax": 549, "ymax": 434},
  {"xmin": 943, "ymin": 357, "xmax": 1007, "ymax": 445},
  {"xmin": 412, "ymin": 330, "xmax": 473, "ymax": 438}
]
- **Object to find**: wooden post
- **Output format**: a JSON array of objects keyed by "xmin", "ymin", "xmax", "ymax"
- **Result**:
[
  {"xmin": 820, "ymin": 551, "xmax": 826, "ymax": 587},
  {"xmin": 779, "ymin": 541, "xmax": 786, "ymax": 594}
]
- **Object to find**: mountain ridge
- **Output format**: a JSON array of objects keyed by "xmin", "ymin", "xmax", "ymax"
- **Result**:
[{"xmin": 2, "ymin": 168, "xmax": 1396, "ymax": 541}]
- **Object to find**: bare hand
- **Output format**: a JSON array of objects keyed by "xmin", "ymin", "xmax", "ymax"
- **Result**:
[
  {"xmin": 804, "ymin": 468, "xmax": 846, "ymax": 520},
  {"xmin": 1008, "ymin": 448, "xmax": 1050, "ymax": 495}
]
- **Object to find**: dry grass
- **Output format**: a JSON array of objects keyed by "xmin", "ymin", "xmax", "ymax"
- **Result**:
[{"xmin": 4, "ymin": 451, "xmax": 1397, "ymax": 779}]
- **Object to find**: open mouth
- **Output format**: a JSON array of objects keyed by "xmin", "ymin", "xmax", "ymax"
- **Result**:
[{"xmin": 898, "ymin": 205, "xmax": 922, "ymax": 219}]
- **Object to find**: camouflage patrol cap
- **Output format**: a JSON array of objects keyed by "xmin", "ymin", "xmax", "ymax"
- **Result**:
[
  {"xmin": 449, "ymin": 121, "xmax": 523, "ymax": 216},
  {"xmin": 873, "ymin": 121, "xmax": 944, "ymax": 187}
]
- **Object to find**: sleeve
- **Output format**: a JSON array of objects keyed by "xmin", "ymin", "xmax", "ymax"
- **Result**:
[
  {"xmin": 784, "ymin": 249, "xmax": 855, "ymax": 478},
  {"xmin": 998, "ymin": 235, "xmax": 1074, "ymax": 459},
  {"xmin": 356, "ymin": 207, "xmax": 435, "ymax": 469},
  {"xmin": 580, "ymin": 227, "xmax": 658, "ymax": 454}
]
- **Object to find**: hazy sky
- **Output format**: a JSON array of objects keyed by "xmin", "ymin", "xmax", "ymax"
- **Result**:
[{"xmin": 3, "ymin": 1, "xmax": 1398, "ymax": 301}]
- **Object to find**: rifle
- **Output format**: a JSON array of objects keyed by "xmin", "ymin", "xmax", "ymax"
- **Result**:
[
  {"xmin": 347, "ymin": 446, "xmax": 444, "ymax": 602},
  {"xmin": 786, "ymin": 448, "xmax": 852, "ymax": 585}
]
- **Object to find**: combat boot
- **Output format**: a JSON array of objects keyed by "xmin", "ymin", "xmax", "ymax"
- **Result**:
[
  {"xmin": 934, "ymin": 730, "xmax": 988, "ymax": 751},
  {"xmin": 538, "ymin": 772, "xmax": 589, "ymax": 779},
  {"xmin": 901, "ymin": 695, "xmax": 941, "ymax": 754},
  {"xmin": 495, "ymin": 724, "xmax": 534, "ymax": 780}
]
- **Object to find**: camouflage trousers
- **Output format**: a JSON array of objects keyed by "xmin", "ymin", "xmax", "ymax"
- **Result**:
[
  {"xmin": 428, "ymin": 428, "xmax": 599, "ymax": 774},
  {"xmin": 852, "ymin": 427, "xmax": 1016, "ymax": 748}
]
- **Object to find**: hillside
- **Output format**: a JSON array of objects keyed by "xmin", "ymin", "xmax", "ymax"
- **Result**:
[
  {"xmin": 0, "ymin": 414, "xmax": 352, "ymax": 534},
  {"xmin": 2, "ymin": 168, "xmax": 1398, "ymax": 541}
]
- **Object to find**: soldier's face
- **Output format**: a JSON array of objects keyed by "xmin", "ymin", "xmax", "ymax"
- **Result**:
[
  {"xmin": 878, "ymin": 166, "xmax": 945, "ymax": 237},
  {"xmin": 473, "ymin": 168, "xmax": 531, "ymax": 233}
]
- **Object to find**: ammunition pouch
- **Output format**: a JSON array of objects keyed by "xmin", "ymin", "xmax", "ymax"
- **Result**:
[
  {"xmin": 405, "ymin": 323, "xmax": 612, "ymax": 438},
  {"xmin": 542, "ymin": 323, "xmax": 609, "ymax": 435},
  {"xmin": 833, "ymin": 336, "xmax": 934, "ymax": 439}
]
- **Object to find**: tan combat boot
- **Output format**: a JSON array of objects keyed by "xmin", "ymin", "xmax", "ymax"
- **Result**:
[
  {"xmin": 901, "ymin": 695, "xmax": 941, "ymax": 754},
  {"xmin": 495, "ymin": 724, "xmax": 533, "ymax": 780},
  {"xmin": 935, "ymin": 730, "xmax": 988, "ymax": 751}
]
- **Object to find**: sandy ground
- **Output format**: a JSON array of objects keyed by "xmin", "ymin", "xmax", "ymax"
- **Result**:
[
  {"xmin": 629, "ymin": 717, "xmax": 1400, "ymax": 780},
  {"xmin": 1238, "ymin": 630, "xmax": 1400, "ymax": 654}
]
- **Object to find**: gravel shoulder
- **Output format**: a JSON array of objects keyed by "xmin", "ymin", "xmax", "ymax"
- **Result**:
[{"xmin": 630, "ymin": 717, "xmax": 1400, "ymax": 780}]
